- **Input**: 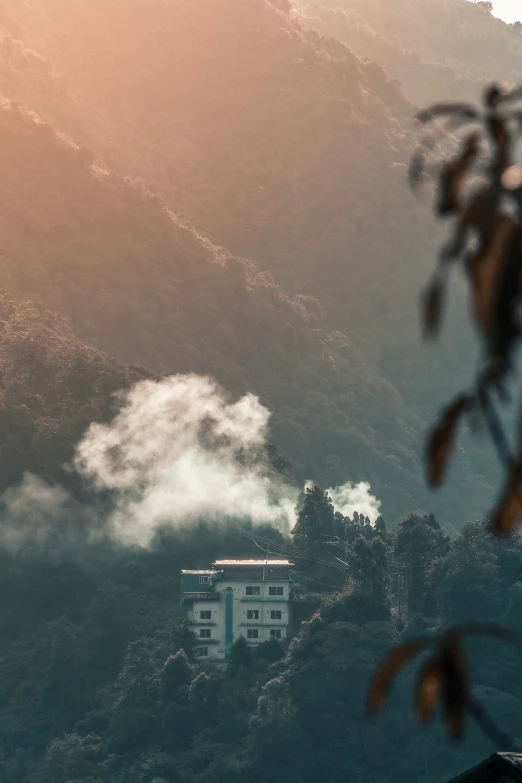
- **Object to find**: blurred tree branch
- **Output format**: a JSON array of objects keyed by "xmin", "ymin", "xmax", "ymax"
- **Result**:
[{"xmin": 369, "ymin": 83, "xmax": 522, "ymax": 743}]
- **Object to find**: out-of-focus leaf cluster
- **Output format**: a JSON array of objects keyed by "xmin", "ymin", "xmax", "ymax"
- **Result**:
[
  {"xmin": 369, "ymin": 84, "xmax": 522, "ymax": 745},
  {"xmin": 368, "ymin": 623, "xmax": 522, "ymax": 744},
  {"xmin": 412, "ymin": 84, "xmax": 522, "ymax": 537}
]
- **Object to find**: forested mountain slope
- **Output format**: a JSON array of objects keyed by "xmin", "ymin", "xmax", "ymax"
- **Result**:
[
  {"xmin": 0, "ymin": 5, "xmax": 520, "ymax": 782},
  {"xmin": 0, "ymin": 0, "xmax": 432, "ymax": 337},
  {"xmin": 294, "ymin": 0, "xmax": 522, "ymax": 105},
  {"xmin": 0, "ymin": 0, "xmax": 496, "ymax": 525},
  {"xmin": 0, "ymin": 0, "xmax": 507, "ymax": 524},
  {"xmin": 3, "ymin": 515, "xmax": 522, "ymax": 783},
  {"xmin": 0, "ymin": 30, "xmax": 80, "ymax": 137},
  {"xmin": 0, "ymin": 0, "xmax": 483, "ymax": 425},
  {"xmin": 0, "ymin": 103, "xmax": 457, "ymax": 523},
  {"xmin": 0, "ymin": 293, "xmax": 147, "ymax": 493}
]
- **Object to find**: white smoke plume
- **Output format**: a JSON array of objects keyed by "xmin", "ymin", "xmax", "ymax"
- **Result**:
[
  {"xmin": 326, "ymin": 480, "xmax": 381, "ymax": 523},
  {"xmin": 0, "ymin": 375, "xmax": 382, "ymax": 549},
  {"xmin": 73, "ymin": 375, "xmax": 299, "ymax": 547}
]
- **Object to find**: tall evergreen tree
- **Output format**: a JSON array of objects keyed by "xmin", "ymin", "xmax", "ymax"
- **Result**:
[
  {"xmin": 292, "ymin": 485, "xmax": 336, "ymax": 548},
  {"xmin": 161, "ymin": 650, "xmax": 193, "ymax": 705}
]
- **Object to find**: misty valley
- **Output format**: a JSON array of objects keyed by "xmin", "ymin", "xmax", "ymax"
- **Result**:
[{"xmin": 1, "ymin": 1, "xmax": 522, "ymax": 782}]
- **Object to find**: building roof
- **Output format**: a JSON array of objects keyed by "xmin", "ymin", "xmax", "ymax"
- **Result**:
[
  {"xmin": 213, "ymin": 559, "xmax": 292, "ymax": 566},
  {"xmin": 180, "ymin": 570, "xmax": 216, "ymax": 575},
  {"xmin": 447, "ymin": 753, "xmax": 522, "ymax": 782}
]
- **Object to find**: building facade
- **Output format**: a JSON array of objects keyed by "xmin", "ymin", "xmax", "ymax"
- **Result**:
[{"xmin": 180, "ymin": 559, "xmax": 292, "ymax": 660}]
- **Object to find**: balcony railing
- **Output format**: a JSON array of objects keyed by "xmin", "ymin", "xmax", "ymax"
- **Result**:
[
  {"xmin": 183, "ymin": 591, "xmax": 220, "ymax": 602},
  {"xmin": 191, "ymin": 620, "xmax": 217, "ymax": 625},
  {"xmin": 240, "ymin": 596, "xmax": 287, "ymax": 602}
]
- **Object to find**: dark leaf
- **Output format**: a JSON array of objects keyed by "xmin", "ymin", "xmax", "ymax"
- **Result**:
[
  {"xmin": 487, "ymin": 116, "xmax": 510, "ymax": 174},
  {"xmin": 468, "ymin": 216, "xmax": 518, "ymax": 350},
  {"xmin": 426, "ymin": 394, "xmax": 472, "ymax": 487},
  {"xmin": 484, "ymin": 84, "xmax": 503, "ymax": 110},
  {"xmin": 416, "ymin": 104, "xmax": 479, "ymax": 125},
  {"xmin": 439, "ymin": 639, "xmax": 468, "ymax": 740},
  {"xmin": 490, "ymin": 463, "xmax": 522, "ymax": 537},
  {"xmin": 437, "ymin": 134, "xmax": 479, "ymax": 217},
  {"xmin": 367, "ymin": 638, "xmax": 428, "ymax": 714},
  {"xmin": 421, "ymin": 277, "xmax": 445, "ymax": 339},
  {"xmin": 491, "ymin": 227, "xmax": 522, "ymax": 364},
  {"xmin": 414, "ymin": 656, "xmax": 442, "ymax": 724},
  {"xmin": 498, "ymin": 84, "xmax": 522, "ymax": 105}
]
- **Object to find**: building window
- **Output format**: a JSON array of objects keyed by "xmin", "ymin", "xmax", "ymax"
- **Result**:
[
  {"xmin": 200, "ymin": 610, "xmax": 211, "ymax": 620},
  {"xmin": 269, "ymin": 586, "xmax": 284, "ymax": 596},
  {"xmin": 199, "ymin": 628, "xmax": 211, "ymax": 639},
  {"xmin": 246, "ymin": 586, "xmax": 260, "ymax": 595},
  {"xmin": 195, "ymin": 646, "xmax": 209, "ymax": 657},
  {"xmin": 199, "ymin": 575, "xmax": 210, "ymax": 585},
  {"xmin": 270, "ymin": 610, "xmax": 282, "ymax": 620},
  {"xmin": 247, "ymin": 629, "xmax": 259, "ymax": 639},
  {"xmin": 247, "ymin": 610, "xmax": 259, "ymax": 620},
  {"xmin": 270, "ymin": 629, "xmax": 282, "ymax": 638}
]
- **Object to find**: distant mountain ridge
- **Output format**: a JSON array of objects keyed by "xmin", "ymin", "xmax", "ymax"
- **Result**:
[
  {"xmin": 0, "ymin": 104, "xmax": 440, "ymax": 523},
  {"xmin": 294, "ymin": 0, "xmax": 522, "ymax": 105},
  {"xmin": 0, "ymin": 0, "xmax": 510, "ymax": 525}
]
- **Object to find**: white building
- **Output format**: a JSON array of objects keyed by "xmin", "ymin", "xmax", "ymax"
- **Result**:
[{"xmin": 180, "ymin": 559, "xmax": 292, "ymax": 660}]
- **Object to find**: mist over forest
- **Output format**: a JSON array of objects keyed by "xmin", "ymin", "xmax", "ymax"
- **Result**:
[{"xmin": 0, "ymin": 1, "xmax": 521, "ymax": 781}]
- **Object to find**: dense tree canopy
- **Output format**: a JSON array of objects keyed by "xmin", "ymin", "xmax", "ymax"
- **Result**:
[{"xmin": 1, "ymin": 501, "xmax": 521, "ymax": 783}]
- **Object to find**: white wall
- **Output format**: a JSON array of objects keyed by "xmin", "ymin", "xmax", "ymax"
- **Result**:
[
  {"xmin": 187, "ymin": 599, "xmax": 224, "ymax": 659},
  {"xmin": 190, "ymin": 578, "xmax": 290, "ymax": 660},
  {"xmin": 216, "ymin": 579, "xmax": 289, "ymax": 646}
]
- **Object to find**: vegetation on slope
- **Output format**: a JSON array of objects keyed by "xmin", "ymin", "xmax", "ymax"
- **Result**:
[
  {"xmin": 0, "ymin": 103, "xmax": 448, "ymax": 523},
  {"xmin": 0, "ymin": 0, "xmax": 431, "ymax": 333},
  {"xmin": 0, "ymin": 292, "xmax": 146, "ymax": 493},
  {"xmin": 0, "ymin": 0, "xmax": 502, "ymax": 525},
  {"xmin": 0, "ymin": 30, "xmax": 79, "ymax": 136},
  {"xmin": 295, "ymin": 0, "xmax": 522, "ymax": 106},
  {"xmin": 2, "ymin": 504, "xmax": 522, "ymax": 783}
]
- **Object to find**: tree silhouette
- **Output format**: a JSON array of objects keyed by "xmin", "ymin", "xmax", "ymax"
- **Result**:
[
  {"xmin": 161, "ymin": 650, "xmax": 193, "ymax": 704},
  {"xmin": 228, "ymin": 635, "xmax": 253, "ymax": 673},
  {"xmin": 292, "ymin": 485, "xmax": 336, "ymax": 548}
]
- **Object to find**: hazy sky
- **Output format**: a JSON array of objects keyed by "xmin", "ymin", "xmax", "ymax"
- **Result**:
[{"xmin": 488, "ymin": 1, "xmax": 521, "ymax": 23}]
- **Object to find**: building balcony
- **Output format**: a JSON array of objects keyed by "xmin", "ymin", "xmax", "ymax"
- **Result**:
[
  {"xmin": 191, "ymin": 621, "xmax": 217, "ymax": 625},
  {"xmin": 240, "ymin": 596, "xmax": 287, "ymax": 602},
  {"xmin": 183, "ymin": 591, "xmax": 220, "ymax": 603}
]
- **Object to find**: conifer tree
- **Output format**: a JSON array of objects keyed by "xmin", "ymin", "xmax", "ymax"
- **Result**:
[
  {"xmin": 292, "ymin": 485, "xmax": 335, "ymax": 547},
  {"xmin": 228, "ymin": 635, "xmax": 252, "ymax": 673}
]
